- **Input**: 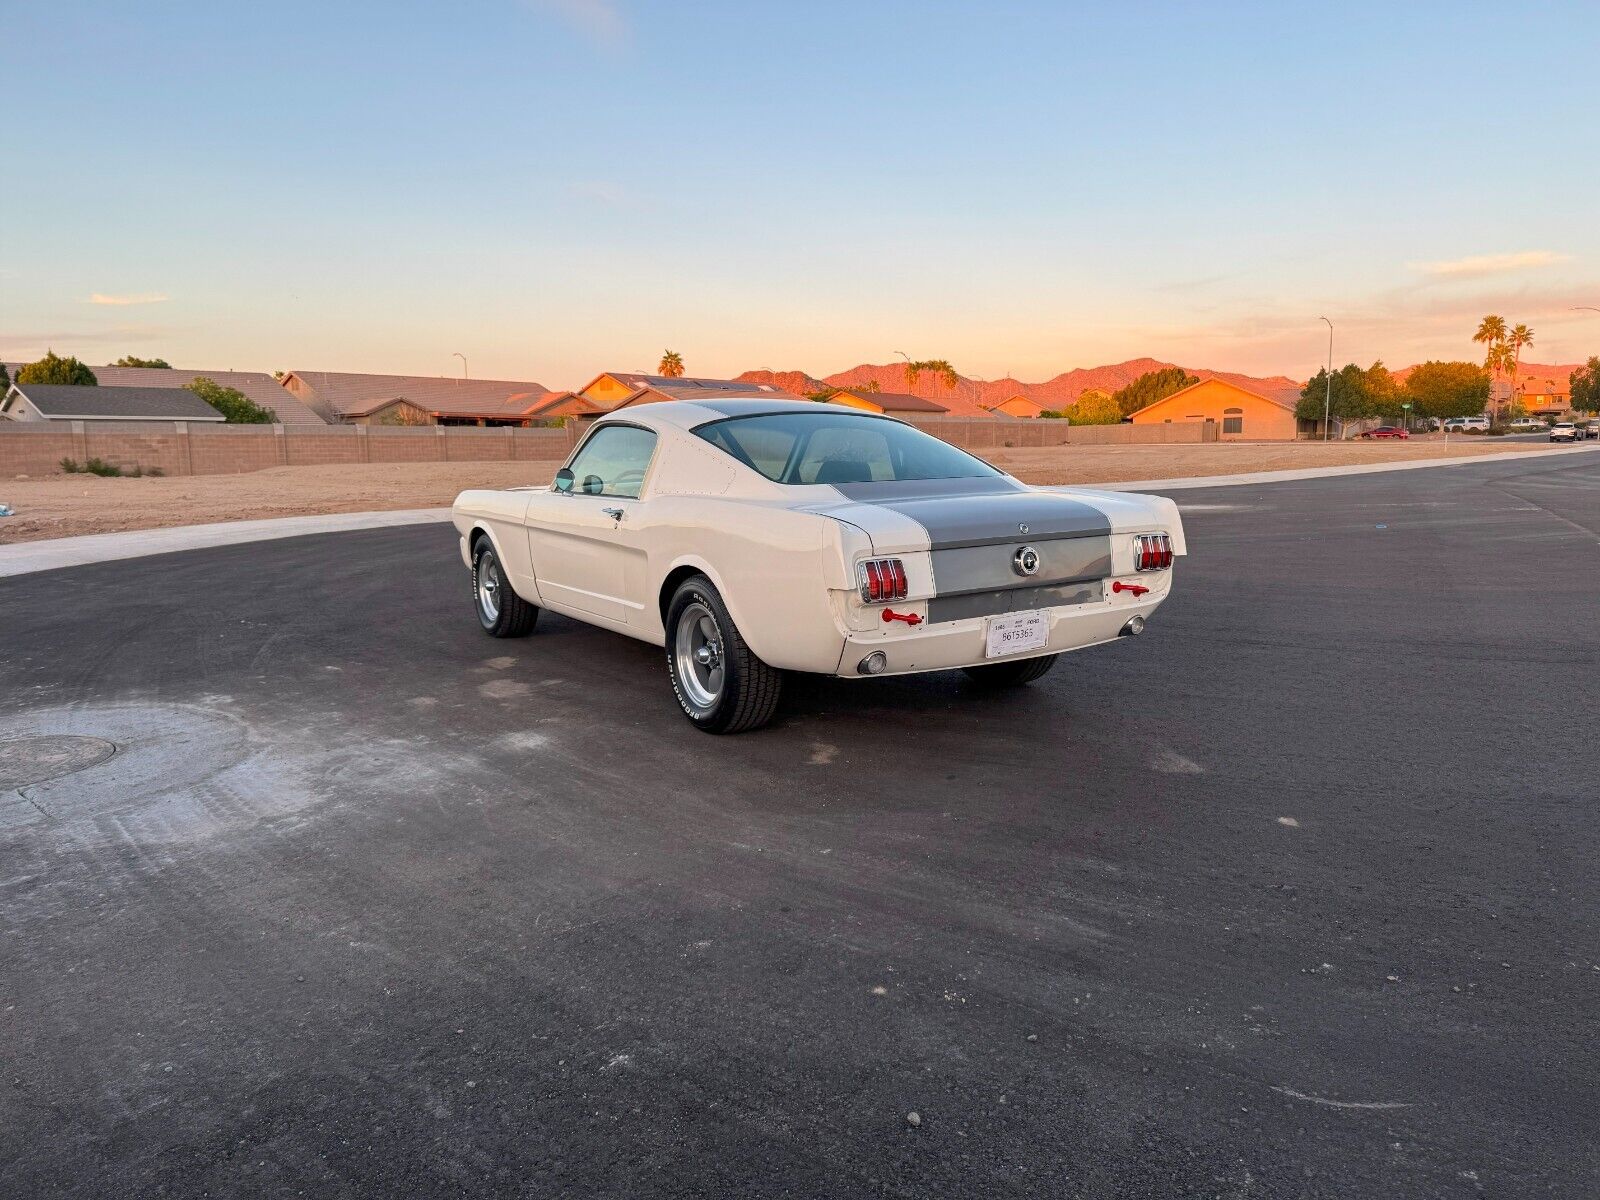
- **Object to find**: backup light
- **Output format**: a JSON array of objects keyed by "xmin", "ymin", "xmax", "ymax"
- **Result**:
[
  {"xmin": 858, "ymin": 650, "xmax": 889, "ymax": 675},
  {"xmin": 858, "ymin": 557, "xmax": 908, "ymax": 603},
  {"xmin": 1134, "ymin": 533, "xmax": 1174, "ymax": 572}
]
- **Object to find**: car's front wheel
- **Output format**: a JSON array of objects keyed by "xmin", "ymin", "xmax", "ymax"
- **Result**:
[
  {"xmin": 665, "ymin": 575, "xmax": 782, "ymax": 733},
  {"xmin": 472, "ymin": 539, "xmax": 538, "ymax": 637},
  {"xmin": 961, "ymin": 653, "xmax": 1059, "ymax": 688}
]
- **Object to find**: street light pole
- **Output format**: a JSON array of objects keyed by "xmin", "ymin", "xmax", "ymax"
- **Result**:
[
  {"xmin": 1319, "ymin": 316, "xmax": 1333, "ymax": 441},
  {"xmin": 453, "ymin": 353, "xmax": 468, "ymax": 380}
]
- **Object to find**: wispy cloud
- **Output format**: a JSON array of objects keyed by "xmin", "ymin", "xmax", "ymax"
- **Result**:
[
  {"xmin": 567, "ymin": 180, "xmax": 631, "ymax": 206},
  {"xmin": 1410, "ymin": 251, "xmax": 1570, "ymax": 280},
  {"xmin": 88, "ymin": 292, "xmax": 169, "ymax": 306},
  {"xmin": 528, "ymin": 0, "xmax": 628, "ymax": 48}
]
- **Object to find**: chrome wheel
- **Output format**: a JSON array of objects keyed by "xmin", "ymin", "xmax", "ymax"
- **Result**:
[
  {"xmin": 674, "ymin": 601, "xmax": 724, "ymax": 710},
  {"xmin": 477, "ymin": 552, "xmax": 502, "ymax": 623}
]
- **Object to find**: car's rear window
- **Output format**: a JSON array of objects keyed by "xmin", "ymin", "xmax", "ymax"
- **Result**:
[{"xmin": 693, "ymin": 411, "xmax": 1002, "ymax": 486}]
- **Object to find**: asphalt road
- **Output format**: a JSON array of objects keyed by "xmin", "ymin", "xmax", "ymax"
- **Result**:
[{"xmin": 2, "ymin": 450, "xmax": 1597, "ymax": 1198}]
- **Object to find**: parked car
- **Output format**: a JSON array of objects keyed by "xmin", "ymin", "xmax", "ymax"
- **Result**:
[
  {"xmin": 1443, "ymin": 416, "xmax": 1490, "ymax": 433},
  {"xmin": 452, "ymin": 400, "xmax": 1185, "ymax": 732},
  {"xmin": 1507, "ymin": 418, "xmax": 1546, "ymax": 432},
  {"xmin": 1358, "ymin": 426, "xmax": 1409, "ymax": 439},
  {"xmin": 1549, "ymin": 422, "xmax": 1582, "ymax": 443},
  {"xmin": 1585, "ymin": 421, "xmax": 1599, "ymax": 440}
]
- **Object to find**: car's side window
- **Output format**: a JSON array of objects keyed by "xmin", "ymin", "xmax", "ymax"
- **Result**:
[{"xmin": 564, "ymin": 425, "xmax": 658, "ymax": 499}]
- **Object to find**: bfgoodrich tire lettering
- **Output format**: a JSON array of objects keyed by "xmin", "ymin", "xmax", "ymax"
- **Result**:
[
  {"xmin": 472, "ymin": 540, "xmax": 538, "ymax": 638},
  {"xmin": 665, "ymin": 574, "xmax": 782, "ymax": 733},
  {"xmin": 961, "ymin": 653, "xmax": 1058, "ymax": 688}
]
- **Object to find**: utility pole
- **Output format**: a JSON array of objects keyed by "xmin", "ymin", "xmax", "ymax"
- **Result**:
[{"xmin": 1319, "ymin": 317, "xmax": 1333, "ymax": 441}]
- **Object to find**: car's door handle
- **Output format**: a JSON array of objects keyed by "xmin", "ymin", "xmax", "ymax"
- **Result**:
[{"xmin": 602, "ymin": 507, "xmax": 625, "ymax": 521}]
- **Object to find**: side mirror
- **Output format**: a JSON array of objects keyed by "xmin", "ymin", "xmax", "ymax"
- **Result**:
[{"xmin": 553, "ymin": 467, "xmax": 575, "ymax": 494}]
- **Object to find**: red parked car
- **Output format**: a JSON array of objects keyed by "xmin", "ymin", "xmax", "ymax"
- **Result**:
[{"xmin": 1358, "ymin": 426, "xmax": 1409, "ymax": 439}]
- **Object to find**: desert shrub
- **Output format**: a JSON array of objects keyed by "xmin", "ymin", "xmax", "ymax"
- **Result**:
[{"xmin": 83, "ymin": 457, "xmax": 122, "ymax": 476}]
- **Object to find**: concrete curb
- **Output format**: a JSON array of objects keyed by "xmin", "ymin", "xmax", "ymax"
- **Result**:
[
  {"xmin": 1075, "ymin": 443, "xmax": 1598, "ymax": 493},
  {"xmin": 0, "ymin": 508, "xmax": 451, "ymax": 579},
  {"xmin": 1, "ymin": 444, "xmax": 1593, "ymax": 579}
]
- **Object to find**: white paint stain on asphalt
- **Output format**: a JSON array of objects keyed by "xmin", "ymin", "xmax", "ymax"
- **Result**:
[
  {"xmin": 808, "ymin": 742, "xmax": 839, "ymax": 765},
  {"xmin": 1150, "ymin": 749, "xmax": 1204, "ymax": 774},
  {"xmin": 478, "ymin": 679, "xmax": 530, "ymax": 701},
  {"xmin": 1271, "ymin": 1086, "xmax": 1410, "ymax": 1111},
  {"xmin": 497, "ymin": 731, "xmax": 550, "ymax": 752},
  {"xmin": 483, "ymin": 656, "xmax": 517, "ymax": 670},
  {"xmin": 1277, "ymin": 817, "xmax": 1300, "ymax": 827}
]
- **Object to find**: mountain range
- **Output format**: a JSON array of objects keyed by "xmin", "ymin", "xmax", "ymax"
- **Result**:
[
  {"xmin": 737, "ymin": 358, "xmax": 1305, "ymax": 417},
  {"xmin": 737, "ymin": 358, "xmax": 1582, "ymax": 417}
]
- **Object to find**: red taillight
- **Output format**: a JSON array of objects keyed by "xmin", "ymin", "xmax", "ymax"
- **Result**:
[
  {"xmin": 1135, "ymin": 533, "xmax": 1173, "ymax": 572},
  {"xmin": 857, "ymin": 557, "xmax": 909, "ymax": 603}
]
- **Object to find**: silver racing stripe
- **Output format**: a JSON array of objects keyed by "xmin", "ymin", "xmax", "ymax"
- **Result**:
[
  {"xmin": 831, "ymin": 478, "xmax": 1111, "ymax": 549},
  {"xmin": 833, "ymin": 477, "xmax": 1114, "ymax": 621}
]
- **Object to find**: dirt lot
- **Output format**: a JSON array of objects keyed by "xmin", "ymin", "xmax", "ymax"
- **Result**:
[{"xmin": 0, "ymin": 438, "xmax": 1558, "ymax": 544}]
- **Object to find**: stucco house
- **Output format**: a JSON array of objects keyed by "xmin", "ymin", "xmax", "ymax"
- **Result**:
[
  {"xmin": 1129, "ymin": 377, "xmax": 1299, "ymax": 440},
  {"xmin": 984, "ymin": 394, "xmax": 1047, "ymax": 419},
  {"xmin": 1514, "ymin": 373, "xmax": 1572, "ymax": 417}
]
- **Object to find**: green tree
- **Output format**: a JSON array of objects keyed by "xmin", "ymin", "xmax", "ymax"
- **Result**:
[
  {"xmin": 113, "ymin": 355, "xmax": 172, "ymax": 369},
  {"xmin": 1110, "ymin": 366, "xmax": 1199, "ymax": 417},
  {"xmin": 1569, "ymin": 357, "xmax": 1600, "ymax": 414},
  {"xmin": 17, "ymin": 350, "xmax": 97, "ymax": 386},
  {"xmin": 186, "ymin": 376, "xmax": 276, "ymax": 423},
  {"xmin": 0, "ymin": 362, "xmax": 9, "ymax": 396},
  {"xmin": 1065, "ymin": 388, "xmax": 1122, "ymax": 425},
  {"xmin": 1362, "ymin": 361, "xmax": 1402, "ymax": 419},
  {"xmin": 1403, "ymin": 361, "xmax": 1491, "ymax": 420},
  {"xmin": 1296, "ymin": 362, "xmax": 1389, "ymax": 426},
  {"xmin": 658, "ymin": 350, "xmax": 684, "ymax": 378}
]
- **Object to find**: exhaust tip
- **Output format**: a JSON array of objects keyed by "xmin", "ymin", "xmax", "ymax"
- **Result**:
[
  {"xmin": 858, "ymin": 650, "xmax": 888, "ymax": 675},
  {"xmin": 1120, "ymin": 616, "xmax": 1146, "ymax": 637}
]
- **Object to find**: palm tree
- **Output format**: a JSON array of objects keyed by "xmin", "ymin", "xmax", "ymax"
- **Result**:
[
  {"xmin": 903, "ymin": 359, "xmax": 959, "ymax": 392},
  {"xmin": 658, "ymin": 350, "xmax": 685, "ymax": 378},
  {"xmin": 1507, "ymin": 324, "xmax": 1535, "ymax": 407},
  {"xmin": 1473, "ymin": 315, "xmax": 1508, "ymax": 414}
]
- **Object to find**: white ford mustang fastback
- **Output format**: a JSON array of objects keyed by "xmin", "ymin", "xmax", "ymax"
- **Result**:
[{"xmin": 452, "ymin": 398, "xmax": 1185, "ymax": 733}]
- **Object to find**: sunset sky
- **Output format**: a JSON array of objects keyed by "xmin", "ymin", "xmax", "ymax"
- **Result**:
[{"xmin": 4, "ymin": 0, "xmax": 1598, "ymax": 388}]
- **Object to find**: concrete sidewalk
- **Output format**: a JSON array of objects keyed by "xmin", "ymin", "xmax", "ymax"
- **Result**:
[{"xmin": 0, "ymin": 508, "xmax": 450, "ymax": 578}]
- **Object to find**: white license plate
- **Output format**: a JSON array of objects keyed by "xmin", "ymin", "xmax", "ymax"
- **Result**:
[{"xmin": 985, "ymin": 610, "xmax": 1049, "ymax": 659}]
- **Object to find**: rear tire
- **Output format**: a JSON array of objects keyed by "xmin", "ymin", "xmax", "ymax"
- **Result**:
[
  {"xmin": 961, "ymin": 653, "xmax": 1059, "ymax": 688},
  {"xmin": 666, "ymin": 575, "xmax": 782, "ymax": 733},
  {"xmin": 472, "ymin": 539, "xmax": 538, "ymax": 638}
]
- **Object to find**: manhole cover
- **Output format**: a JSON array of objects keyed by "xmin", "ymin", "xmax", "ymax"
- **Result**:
[{"xmin": 0, "ymin": 736, "xmax": 117, "ymax": 790}]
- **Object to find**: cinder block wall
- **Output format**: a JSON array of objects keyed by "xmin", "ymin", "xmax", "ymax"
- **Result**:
[
  {"xmin": 903, "ymin": 418, "xmax": 1215, "ymax": 447},
  {"xmin": 0, "ymin": 416, "xmax": 1208, "ymax": 478}
]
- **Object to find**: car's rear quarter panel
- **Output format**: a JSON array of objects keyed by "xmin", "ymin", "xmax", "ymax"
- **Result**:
[{"xmin": 635, "ymin": 496, "xmax": 863, "ymax": 671}]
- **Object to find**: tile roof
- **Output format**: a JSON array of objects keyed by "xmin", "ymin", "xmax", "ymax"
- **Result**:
[
  {"xmin": 834, "ymin": 389, "xmax": 949, "ymax": 413},
  {"xmin": 283, "ymin": 371, "xmax": 553, "ymax": 419},
  {"xmin": 3, "ymin": 364, "xmax": 323, "ymax": 424},
  {"xmin": 610, "ymin": 385, "xmax": 808, "ymax": 409},
  {"xmin": 12, "ymin": 384, "xmax": 227, "ymax": 421},
  {"xmin": 521, "ymin": 391, "xmax": 599, "ymax": 418},
  {"xmin": 601, "ymin": 373, "xmax": 779, "ymax": 394}
]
